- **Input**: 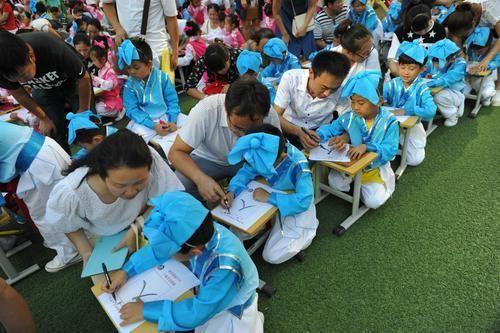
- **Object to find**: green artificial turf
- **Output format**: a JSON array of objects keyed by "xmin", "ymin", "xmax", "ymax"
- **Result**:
[{"xmin": 5, "ymin": 101, "xmax": 500, "ymax": 333}]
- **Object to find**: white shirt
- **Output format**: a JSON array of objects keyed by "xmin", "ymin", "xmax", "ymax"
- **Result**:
[
  {"xmin": 179, "ymin": 94, "xmax": 281, "ymax": 165},
  {"xmin": 45, "ymin": 148, "xmax": 184, "ymax": 236},
  {"xmin": 332, "ymin": 45, "xmax": 381, "ymax": 115},
  {"xmin": 468, "ymin": 0, "xmax": 500, "ymax": 28},
  {"xmin": 102, "ymin": 0, "xmax": 177, "ymax": 59},
  {"xmin": 274, "ymin": 69, "xmax": 340, "ymax": 129}
]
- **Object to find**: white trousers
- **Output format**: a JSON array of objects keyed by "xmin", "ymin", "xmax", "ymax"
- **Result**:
[
  {"xmin": 95, "ymin": 101, "xmax": 119, "ymax": 118},
  {"xmin": 328, "ymin": 162, "xmax": 396, "ymax": 209},
  {"xmin": 434, "ymin": 89, "xmax": 465, "ymax": 118},
  {"xmin": 466, "ymin": 71, "xmax": 497, "ymax": 102},
  {"xmin": 262, "ymin": 200, "xmax": 318, "ymax": 264},
  {"xmin": 401, "ymin": 122, "xmax": 426, "ymax": 166},
  {"xmin": 17, "ymin": 137, "xmax": 78, "ymax": 263},
  {"xmin": 195, "ymin": 294, "xmax": 264, "ymax": 333}
]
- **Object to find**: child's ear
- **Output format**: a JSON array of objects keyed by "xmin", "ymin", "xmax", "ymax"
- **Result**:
[
  {"xmin": 419, "ymin": 65, "xmax": 426, "ymax": 73},
  {"xmin": 376, "ymin": 96, "xmax": 384, "ymax": 108},
  {"xmin": 92, "ymin": 134, "xmax": 105, "ymax": 145}
]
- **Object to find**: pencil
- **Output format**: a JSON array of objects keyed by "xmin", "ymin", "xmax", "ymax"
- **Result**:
[{"xmin": 301, "ymin": 127, "xmax": 319, "ymax": 143}]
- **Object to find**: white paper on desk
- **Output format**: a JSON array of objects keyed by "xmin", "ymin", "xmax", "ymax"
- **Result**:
[
  {"xmin": 211, "ymin": 180, "xmax": 285, "ymax": 232},
  {"xmin": 308, "ymin": 143, "xmax": 351, "ymax": 163},
  {"xmin": 395, "ymin": 115, "xmax": 410, "ymax": 123},
  {"xmin": 150, "ymin": 114, "xmax": 188, "ymax": 157},
  {"xmin": 96, "ymin": 259, "xmax": 199, "ymax": 333}
]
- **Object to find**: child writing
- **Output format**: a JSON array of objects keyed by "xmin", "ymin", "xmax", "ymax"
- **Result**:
[
  {"xmin": 465, "ymin": 27, "xmax": 500, "ymax": 106},
  {"xmin": 236, "ymin": 50, "xmax": 277, "ymax": 104},
  {"xmin": 347, "ymin": 0, "xmax": 383, "ymax": 46},
  {"xmin": 120, "ymin": 38, "xmax": 181, "ymax": 142},
  {"xmin": 90, "ymin": 36, "xmax": 123, "ymax": 119},
  {"xmin": 316, "ymin": 71, "xmax": 399, "ymax": 211},
  {"xmin": 423, "ymin": 38, "xmax": 466, "ymax": 127},
  {"xmin": 260, "ymin": 38, "xmax": 301, "ymax": 84},
  {"xmin": 222, "ymin": 13, "xmax": 245, "ymax": 48},
  {"xmin": 66, "ymin": 111, "xmax": 117, "ymax": 160},
  {"xmin": 223, "ymin": 125, "xmax": 318, "ymax": 264},
  {"xmin": 383, "ymin": 41, "xmax": 437, "ymax": 166},
  {"xmin": 178, "ymin": 21, "xmax": 207, "ymax": 67},
  {"xmin": 103, "ymin": 191, "xmax": 263, "ymax": 332}
]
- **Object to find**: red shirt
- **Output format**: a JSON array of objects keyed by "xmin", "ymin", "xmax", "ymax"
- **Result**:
[{"xmin": 0, "ymin": 2, "xmax": 17, "ymax": 31}]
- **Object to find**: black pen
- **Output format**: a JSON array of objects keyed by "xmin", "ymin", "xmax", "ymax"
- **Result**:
[
  {"xmin": 102, "ymin": 263, "xmax": 116, "ymax": 301},
  {"xmin": 301, "ymin": 127, "xmax": 319, "ymax": 143}
]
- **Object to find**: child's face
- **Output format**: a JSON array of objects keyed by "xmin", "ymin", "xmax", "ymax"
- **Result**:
[
  {"xmin": 346, "ymin": 37, "xmax": 373, "ymax": 63},
  {"xmin": 208, "ymin": 8, "xmax": 219, "ymax": 23},
  {"xmin": 328, "ymin": 0, "xmax": 345, "ymax": 12},
  {"xmin": 174, "ymin": 246, "xmax": 204, "ymax": 262},
  {"xmin": 224, "ymin": 17, "xmax": 233, "ymax": 32},
  {"xmin": 308, "ymin": 70, "xmax": 343, "ymax": 99},
  {"xmin": 128, "ymin": 60, "xmax": 153, "ymax": 81},
  {"xmin": 191, "ymin": 0, "xmax": 201, "ymax": 7},
  {"xmin": 351, "ymin": 94, "xmax": 380, "ymax": 119},
  {"xmin": 75, "ymin": 43, "xmax": 90, "ymax": 59},
  {"xmin": 352, "ymin": 0, "xmax": 366, "ymax": 15},
  {"xmin": 90, "ymin": 52, "xmax": 107, "ymax": 69},
  {"xmin": 398, "ymin": 63, "xmax": 424, "ymax": 85},
  {"xmin": 103, "ymin": 166, "xmax": 150, "ymax": 200},
  {"xmin": 87, "ymin": 24, "xmax": 99, "ymax": 39}
]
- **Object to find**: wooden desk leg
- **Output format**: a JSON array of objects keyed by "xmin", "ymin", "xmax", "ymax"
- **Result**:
[
  {"xmin": 425, "ymin": 117, "xmax": 438, "ymax": 136},
  {"xmin": 334, "ymin": 172, "xmax": 370, "ymax": 236},
  {"xmin": 0, "ymin": 241, "xmax": 40, "ymax": 285},
  {"xmin": 469, "ymin": 76, "xmax": 485, "ymax": 119},
  {"xmin": 313, "ymin": 163, "xmax": 330, "ymax": 204},
  {"xmin": 395, "ymin": 127, "xmax": 411, "ymax": 180}
]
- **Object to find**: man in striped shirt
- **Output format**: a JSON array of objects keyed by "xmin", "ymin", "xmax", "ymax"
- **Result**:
[{"xmin": 314, "ymin": 0, "xmax": 349, "ymax": 49}]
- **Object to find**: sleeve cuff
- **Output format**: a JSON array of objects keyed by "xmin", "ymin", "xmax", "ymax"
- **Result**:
[
  {"xmin": 268, "ymin": 192, "xmax": 278, "ymax": 206},
  {"xmin": 366, "ymin": 142, "xmax": 377, "ymax": 153},
  {"xmin": 142, "ymin": 301, "xmax": 164, "ymax": 322},
  {"xmin": 122, "ymin": 260, "xmax": 138, "ymax": 278},
  {"xmin": 169, "ymin": 112, "xmax": 179, "ymax": 124}
]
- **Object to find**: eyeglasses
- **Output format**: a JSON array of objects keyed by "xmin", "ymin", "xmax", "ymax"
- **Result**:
[
  {"xmin": 227, "ymin": 115, "xmax": 247, "ymax": 135},
  {"xmin": 354, "ymin": 44, "xmax": 375, "ymax": 61}
]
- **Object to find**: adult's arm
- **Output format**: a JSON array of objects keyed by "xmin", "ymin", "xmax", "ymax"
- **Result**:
[
  {"xmin": 102, "ymin": 1, "xmax": 127, "ymax": 45},
  {"xmin": 9, "ymin": 87, "xmax": 55, "ymax": 135},
  {"xmin": 66, "ymin": 229, "xmax": 94, "ymax": 264},
  {"xmin": 165, "ymin": 15, "xmax": 179, "ymax": 70},
  {"xmin": 475, "ymin": 21, "xmax": 500, "ymax": 72},
  {"xmin": 297, "ymin": 0, "xmax": 317, "ymax": 37},
  {"xmin": 76, "ymin": 71, "xmax": 92, "ymax": 112},
  {"xmin": 272, "ymin": 0, "xmax": 290, "ymax": 44},
  {"xmin": 0, "ymin": 278, "xmax": 36, "ymax": 333}
]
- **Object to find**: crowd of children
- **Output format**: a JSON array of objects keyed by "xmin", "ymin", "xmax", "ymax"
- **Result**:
[{"xmin": 0, "ymin": 0, "xmax": 499, "ymax": 331}]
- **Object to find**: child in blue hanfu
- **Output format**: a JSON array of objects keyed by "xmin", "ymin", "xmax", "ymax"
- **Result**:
[
  {"xmin": 223, "ymin": 125, "xmax": 318, "ymax": 264},
  {"xmin": 260, "ymin": 38, "xmax": 301, "ymax": 85},
  {"xmin": 347, "ymin": 0, "xmax": 383, "ymax": 46},
  {"xmin": 236, "ymin": 50, "xmax": 277, "ymax": 104},
  {"xmin": 465, "ymin": 27, "xmax": 500, "ymax": 106},
  {"xmin": 316, "ymin": 71, "xmax": 399, "ymax": 209},
  {"xmin": 383, "ymin": 41, "xmax": 437, "ymax": 166},
  {"xmin": 102, "ymin": 191, "xmax": 263, "ymax": 333},
  {"xmin": 66, "ymin": 111, "xmax": 117, "ymax": 160},
  {"xmin": 423, "ymin": 38, "xmax": 466, "ymax": 127},
  {"xmin": 119, "ymin": 38, "xmax": 181, "ymax": 142}
]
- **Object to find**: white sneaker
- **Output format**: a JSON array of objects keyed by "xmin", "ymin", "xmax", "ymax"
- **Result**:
[
  {"xmin": 482, "ymin": 97, "xmax": 492, "ymax": 106},
  {"xmin": 444, "ymin": 114, "xmax": 459, "ymax": 127},
  {"xmin": 492, "ymin": 91, "xmax": 500, "ymax": 106},
  {"xmin": 45, "ymin": 254, "xmax": 82, "ymax": 273}
]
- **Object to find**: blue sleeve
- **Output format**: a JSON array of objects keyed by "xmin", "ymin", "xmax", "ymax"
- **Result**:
[
  {"xmin": 227, "ymin": 164, "xmax": 259, "ymax": 197},
  {"xmin": 123, "ymin": 82, "xmax": 155, "ymax": 129},
  {"xmin": 289, "ymin": 56, "xmax": 301, "ymax": 70},
  {"xmin": 261, "ymin": 64, "xmax": 275, "ymax": 79},
  {"xmin": 122, "ymin": 245, "xmax": 169, "ymax": 278},
  {"xmin": 316, "ymin": 117, "xmax": 346, "ymax": 142},
  {"xmin": 487, "ymin": 54, "xmax": 500, "ymax": 70},
  {"xmin": 404, "ymin": 87, "xmax": 437, "ymax": 121},
  {"xmin": 365, "ymin": 11, "xmax": 379, "ymax": 32},
  {"xmin": 366, "ymin": 120, "xmax": 399, "ymax": 166},
  {"xmin": 162, "ymin": 73, "xmax": 181, "ymax": 124},
  {"xmin": 383, "ymin": 81, "xmax": 393, "ymax": 106},
  {"xmin": 142, "ymin": 269, "xmax": 239, "ymax": 331},
  {"xmin": 268, "ymin": 172, "xmax": 313, "ymax": 217},
  {"xmin": 428, "ymin": 61, "xmax": 466, "ymax": 88}
]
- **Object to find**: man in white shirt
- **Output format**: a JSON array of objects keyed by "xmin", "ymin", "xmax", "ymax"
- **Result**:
[
  {"xmin": 168, "ymin": 79, "xmax": 281, "ymax": 203},
  {"xmin": 273, "ymin": 51, "xmax": 350, "ymax": 149},
  {"xmin": 102, "ymin": 0, "xmax": 179, "ymax": 68}
]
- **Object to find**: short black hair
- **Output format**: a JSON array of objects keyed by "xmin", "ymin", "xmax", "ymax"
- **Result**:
[
  {"xmin": 312, "ymin": 51, "xmax": 350, "ymax": 80},
  {"xmin": 179, "ymin": 213, "xmax": 214, "ymax": 254},
  {"xmin": 325, "ymin": 0, "xmax": 341, "ymax": 5},
  {"xmin": 205, "ymin": 43, "xmax": 228, "ymax": 72},
  {"xmin": 90, "ymin": 35, "xmax": 109, "ymax": 59},
  {"xmin": 403, "ymin": 4, "xmax": 430, "ymax": 32},
  {"xmin": 225, "ymin": 13, "xmax": 240, "ymax": 28},
  {"xmin": 251, "ymin": 28, "xmax": 275, "ymax": 44},
  {"xmin": 184, "ymin": 20, "xmax": 201, "ymax": 37},
  {"xmin": 86, "ymin": 17, "xmax": 102, "ymax": 31},
  {"xmin": 246, "ymin": 124, "xmax": 286, "ymax": 157},
  {"xmin": 75, "ymin": 127, "xmax": 107, "ymax": 144},
  {"xmin": 0, "ymin": 31, "xmax": 30, "ymax": 80},
  {"xmin": 35, "ymin": 2, "xmax": 46, "ymax": 14},
  {"xmin": 398, "ymin": 53, "xmax": 426, "ymax": 67},
  {"xmin": 130, "ymin": 37, "xmax": 153, "ymax": 63},
  {"xmin": 445, "ymin": 3, "xmax": 475, "ymax": 35},
  {"xmin": 225, "ymin": 78, "xmax": 271, "ymax": 121},
  {"xmin": 207, "ymin": 3, "xmax": 221, "ymax": 12},
  {"xmin": 73, "ymin": 32, "xmax": 91, "ymax": 46}
]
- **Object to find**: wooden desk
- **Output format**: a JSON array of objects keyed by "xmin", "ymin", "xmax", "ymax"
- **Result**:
[
  {"xmin": 312, "ymin": 152, "xmax": 378, "ymax": 236},
  {"xmin": 395, "ymin": 116, "xmax": 419, "ymax": 180},
  {"xmin": 465, "ymin": 69, "xmax": 492, "ymax": 119}
]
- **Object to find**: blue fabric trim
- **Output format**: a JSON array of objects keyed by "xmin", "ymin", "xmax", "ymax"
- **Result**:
[
  {"xmin": 227, "ymin": 292, "xmax": 256, "ymax": 319},
  {"xmin": 15, "ymin": 131, "xmax": 45, "ymax": 172}
]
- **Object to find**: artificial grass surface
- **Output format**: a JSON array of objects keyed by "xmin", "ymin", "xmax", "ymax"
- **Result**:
[{"xmin": 5, "ymin": 101, "xmax": 500, "ymax": 333}]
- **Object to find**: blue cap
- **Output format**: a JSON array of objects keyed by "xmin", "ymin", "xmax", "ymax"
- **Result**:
[
  {"xmin": 117, "ymin": 39, "xmax": 140, "ymax": 70},
  {"xmin": 387, "ymin": 2, "xmax": 401, "ymax": 20},
  {"xmin": 396, "ymin": 40, "xmax": 427, "ymax": 65},
  {"xmin": 66, "ymin": 111, "xmax": 100, "ymax": 144},
  {"xmin": 236, "ymin": 50, "xmax": 262, "ymax": 76},
  {"xmin": 465, "ymin": 27, "xmax": 491, "ymax": 49},
  {"xmin": 341, "ymin": 70, "xmax": 382, "ymax": 105},
  {"xmin": 263, "ymin": 38, "xmax": 287, "ymax": 60},
  {"xmin": 228, "ymin": 133, "xmax": 280, "ymax": 178},
  {"xmin": 427, "ymin": 39, "xmax": 460, "ymax": 67}
]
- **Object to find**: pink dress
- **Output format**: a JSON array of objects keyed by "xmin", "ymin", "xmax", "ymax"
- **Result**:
[
  {"xmin": 223, "ymin": 29, "xmax": 245, "ymax": 48},
  {"xmin": 93, "ymin": 62, "xmax": 123, "ymax": 117},
  {"xmin": 187, "ymin": 4, "xmax": 206, "ymax": 26},
  {"xmin": 178, "ymin": 37, "xmax": 208, "ymax": 67}
]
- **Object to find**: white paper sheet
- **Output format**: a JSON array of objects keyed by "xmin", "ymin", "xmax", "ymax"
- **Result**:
[
  {"xmin": 395, "ymin": 115, "xmax": 411, "ymax": 123},
  {"xmin": 149, "ymin": 114, "xmax": 188, "ymax": 158},
  {"xmin": 96, "ymin": 259, "xmax": 199, "ymax": 333},
  {"xmin": 211, "ymin": 181, "xmax": 284, "ymax": 232},
  {"xmin": 308, "ymin": 143, "xmax": 351, "ymax": 163}
]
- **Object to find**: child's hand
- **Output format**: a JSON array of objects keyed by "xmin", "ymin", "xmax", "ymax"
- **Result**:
[
  {"xmin": 221, "ymin": 192, "xmax": 234, "ymax": 209},
  {"xmin": 328, "ymin": 135, "xmax": 347, "ymax": 151},
  {"xmin": 392, "ymin": 108, "xmax": 406, "ymax": 116},
  {"xmin": 119, "ymin": 301, "xmax": 144, "ymax": 326},
  {"xmin": 102, "ymin": 270, "xmax": 128, "ymax": 294},
  {"xmin": 163, "ymin": 122, "xmax": 177, "ymax": 133},
  {"xmin": 154, "ymin": 123, "xmax": 171, "ymax": 136},
  {"xmin": 348, "ymin": 144, "xmax": 367, "ymax": 160},
  {"xmin": 253, "ymin": 188, "xmax": 270, "ymax": 202},
  {"xmin": 113, "ymin": 228, "xmax": 137, "ymax": 253}
]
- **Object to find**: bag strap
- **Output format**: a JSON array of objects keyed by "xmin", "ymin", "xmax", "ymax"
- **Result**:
[
  {"xmin": 140, "ymin": 0, "xmax": 151, "ymax": 36},
  {"xmin": 290, "ymin": 0, "xmax": 297, "ymax": 17}
]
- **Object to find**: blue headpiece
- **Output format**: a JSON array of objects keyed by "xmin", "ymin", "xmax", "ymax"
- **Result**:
[
  {"xmin": 117, "ymin": 40, "xmax": 141, "ymax": 70},
  {"xmin": 228, "ymin": 133, "xmax": 280, "ymax": 178},
  {"xmin": 396, "ymin": 40, "xmax": 427, "ymax": 65},
  {"xmin": 341, "ymin": 70, "xmax": 382, "ymax": 105},
  {"xmin": 66, "ymin": 111, "xmax": 100, "ymax": 144},
  {"xmin": 263, "ymin": 38, "xmax": 287, "ymax": 60},
  {"xmin": 236, "ymin": 50, "xmax": 262, "ymax": 76},
  {"xmin": 465, "ymin": 27, "xmax": 491, "ymax": 49},
  {"xmin": 427, "ymin": 39, "xmax": 460, "ymax": 67}
]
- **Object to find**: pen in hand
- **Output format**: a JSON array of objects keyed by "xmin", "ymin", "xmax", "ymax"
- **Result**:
[
  {"xmin": 102, "ymin": 263, "xmax": 116, "ymax": 301},
  {"xmin": 301, "ymin": 127, "xmax": 320, "ymax": 143}
]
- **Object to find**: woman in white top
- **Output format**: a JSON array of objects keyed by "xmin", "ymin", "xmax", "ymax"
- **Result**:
[
  {"xmin": 201, "ymin": 4, "xmax": 224, "ymax": 42},
  {"xmin": 331, "ymin": 22, "xmax": 381, "ymax": 114},
  {"xmin": 46, "ymin": 129, "xmax": 184, "ymax": 264}
]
